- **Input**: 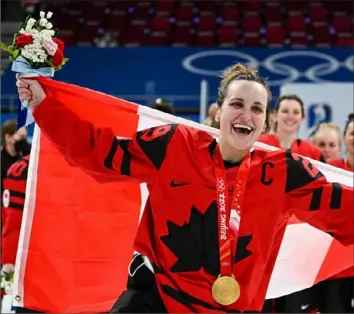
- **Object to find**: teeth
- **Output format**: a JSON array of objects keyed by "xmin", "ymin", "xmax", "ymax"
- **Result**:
[{"xmin": 232, "ymin": 123, "xmax": 253, "ymax": 131}]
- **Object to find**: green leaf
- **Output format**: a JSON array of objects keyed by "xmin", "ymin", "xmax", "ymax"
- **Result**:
[
  {"xmin": 0, "ymin": 42, "xmax": 9, "ymax": 52},
  {"xmin": 7, "ymin": 46, "xmax": 14, "ymax": 53},
  {"xmin": 12, "ymin": 50, "xmax": 20, "ymax": 59}
]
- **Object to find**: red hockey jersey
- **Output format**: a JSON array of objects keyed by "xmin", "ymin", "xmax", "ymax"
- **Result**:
[
  {"xmin": 2, "ymin": 155, "xmax": 30, "ymax": 265},
  {"xmin": 32, "ymin": 96, "xmax": 353, "ymax": 312},
  {"xmin": 327, "ymin": 158, "xmax": 353, "ymax": 279},
  {"xmin": 258, "ymin": 133, "xmax": 324, "ymax": 161}
]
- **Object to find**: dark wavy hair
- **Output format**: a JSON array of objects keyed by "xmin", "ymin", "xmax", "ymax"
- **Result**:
[{"xmin": 344, "ymin": 113, "xmax": 354, "ymax": 136}]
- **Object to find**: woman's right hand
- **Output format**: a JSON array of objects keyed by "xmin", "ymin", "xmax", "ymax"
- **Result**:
[{"xmin": 16, "ymin": 73, "xmax": 46, "ymax": 111}]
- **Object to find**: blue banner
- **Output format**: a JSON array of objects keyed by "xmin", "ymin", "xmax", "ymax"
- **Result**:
[{"xmin": 2, "ymin": 47, "xmax": 353, "ymax": 111}]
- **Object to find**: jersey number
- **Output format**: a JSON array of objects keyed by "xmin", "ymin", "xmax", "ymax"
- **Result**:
[
  {"xmin": 140, "ymin": 125, "xmax": 172, "ymax": 142},
  {"xmin": 8, "ymin": 161, "xmax": 27, "ymax": 178}
]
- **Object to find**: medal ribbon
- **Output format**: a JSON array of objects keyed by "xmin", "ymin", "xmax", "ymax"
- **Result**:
[{"xmin": 214, "ymin": 145, "xmax": 251, "ymax": 276}]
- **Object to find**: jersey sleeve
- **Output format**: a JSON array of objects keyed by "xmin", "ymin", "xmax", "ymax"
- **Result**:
[
  {"xmin": 32, "ymin": 95, "xmax": 178, "ymax": 185},
  {"xmin": 284, "ymin": 151, "xmax": 354, "ymax": 246},
  {"xmin": 1, "ymin": 158, "xmax": 29, "ymax": 265}
]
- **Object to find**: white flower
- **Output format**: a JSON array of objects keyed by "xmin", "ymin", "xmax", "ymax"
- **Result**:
[
  {"xmin": 40, "ymin": 29, "xmax": 55, "ymax": 38},
  {"xmin": 19, "ymin": 28, "xmax": 26, "ymax": 34},
  {"xmin": 25, "ymin": 25, "xmax": 32, "ymax": 32},
  {"xmin": 39, "ymin": 18, "xmax": 48, "ymax": 27},
  {"xmin": 29, "ymin": 28, "xmax": 39, "ymax": 37},
  {"xmin": 25, "ymin": 18, "xmax": 36, "ymax": 32},
  {"xmin": 27, "ymin": 18, "xmax": 36, "ymax": 27},
  {"xmin": 21, "ymin": 47, "xmax": 31, "ymax": 59},
  {"xmin": 21, "ymin": 43, "xmax": 48, "ymax": 63},
  {"xmin": 40, "ymin": 11, "xmax": 45, "ymax": 18},
  {"xmin": 46, "ymin": 22, "xmax": 53, "ymax": 29},
  {"xmin": 46, "ymin": 11, "xmax": 53, "ymax": 19}
]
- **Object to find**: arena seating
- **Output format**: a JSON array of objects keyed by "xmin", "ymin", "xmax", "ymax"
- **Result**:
[{"xmin": 46, "ymin": 0, "xmax": 353, "ymax": 47}]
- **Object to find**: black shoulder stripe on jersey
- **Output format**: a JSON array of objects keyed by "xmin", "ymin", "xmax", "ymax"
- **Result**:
[
  {"xmin": 9, "ymin": 190, "xmax": 26, "ymax": 199},
  {"xmin": 8, "ymin": 202, "xmax": 24, "ymax": 210},
  {"xmin": 330, "ymin": 183, "xmax": 342, "ymax": 209},
  {"xmin": 309, "ymin": 187, "xmax": 323, "ymax": 210},
  {"xmin": 136, "ymin": 124, "xmax": 178, "ymax": 170},
  {"xmin": 104, "ymin": 137, "xmax": 119, "ymax": 170},
  {"xmin": 118, "ymin": 140, "xmax": 131, "ymax": 176},
  {"xmin": 308, "ymin": 183, "xmax": 342, "ymax": 211},
  {"xmin": 285, "ymin": 150, "xmax": 324, "ymax": 193},
  {"xmin": 104, "ymin": 137, "xmax": 131, "ymax": 175}
]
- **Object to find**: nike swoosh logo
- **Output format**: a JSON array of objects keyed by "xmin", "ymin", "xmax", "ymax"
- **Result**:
[{"xmin": 170, "ymin": 180, "xmax": 191, "ymax": 188}]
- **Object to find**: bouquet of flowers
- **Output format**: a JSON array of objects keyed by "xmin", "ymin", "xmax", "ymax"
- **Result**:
[
  {"xmin": 0, "ymin": 11, "xmax": 68, "ymax": 127},
  {"xmin": 1, "ymin": 269, "xmax": 14, "ymax": 295},
  {"xmin": 0, "ymin": 11, "xmax": 68, "ymax": 72}
]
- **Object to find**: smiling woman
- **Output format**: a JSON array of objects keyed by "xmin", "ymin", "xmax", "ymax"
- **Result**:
[
  {"xmin": 16, "ymin": 63, "xmax": 354, "ymax": 313},
  {"xmin": 311, "ymin": 123, "xmax": 342, "ymax": 161},
  {"xmin": 214, "ymin": 64, "xmax": 271, "ymax": 163},
  {"xmin": 258, "ymin": 94, "xmax": 325, "ymax": 162}
]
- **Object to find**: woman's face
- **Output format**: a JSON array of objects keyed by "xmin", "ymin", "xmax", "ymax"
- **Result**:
[
  {"xmin": 216, "ymin": 80, "xmax": 268, "ymax": 151},
  {"xmin": 344, "ymin": 121, "xmax": 354, "ymax": 156},
  {"xmin": 275, "ymin": 99, "xmax": 303, "ymax": 134},
  {"xmin": 314, "ymin": 128, "xmax": 341, "ymax": 160}
]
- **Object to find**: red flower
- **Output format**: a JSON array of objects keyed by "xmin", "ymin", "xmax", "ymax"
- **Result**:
[
  {"xmin": 16, "ymin": 34, "xmax": 33, "ymax": 47},
  {"xmin": 51, "ymin": 49, "xmax": 64, "ymax": 67},
  {"xmin": 53, "ymin": 38, "xmax": 64, "ymax": 51},
  {"xmin": 51, "ymin": 38, "xmax": 65, "ymax": 67}
]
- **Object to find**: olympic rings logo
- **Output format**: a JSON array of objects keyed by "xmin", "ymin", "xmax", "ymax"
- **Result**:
[
  {"xmin": 181, "ymin": 50, "xmax": 353, "ymax": 86},
  {"xmin": 217, "ymin": 178, "xmax": 225, "ymax": 192}
]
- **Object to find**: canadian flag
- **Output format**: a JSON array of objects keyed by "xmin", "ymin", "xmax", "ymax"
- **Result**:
[{"xmin": 12, "ymin": 78, "xmax": 353, "ymax": 312}]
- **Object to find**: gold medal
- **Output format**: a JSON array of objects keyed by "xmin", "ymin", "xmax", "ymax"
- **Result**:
[{"xmin": 211, "ymin": 276, "xmax": 240, "ymax": 306}]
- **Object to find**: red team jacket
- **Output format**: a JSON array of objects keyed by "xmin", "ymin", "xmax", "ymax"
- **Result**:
[
  {"xmin": 328, "ymin": 158, "xmax": 353, "ymax": 279},
  {"xmin": 2, "ymin": 155, "xmax": 30, "ymax": 266},
  {"xmin": 32, "ymin": 96, "xmax": 353, "ymax": 312},
  {"xmin": 258, "ymin": 133, "xmax": 325, "ymax": 161},
  {"xmin": 329, "ymin": 158, "xmax": 353, "ymax": 172}
]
